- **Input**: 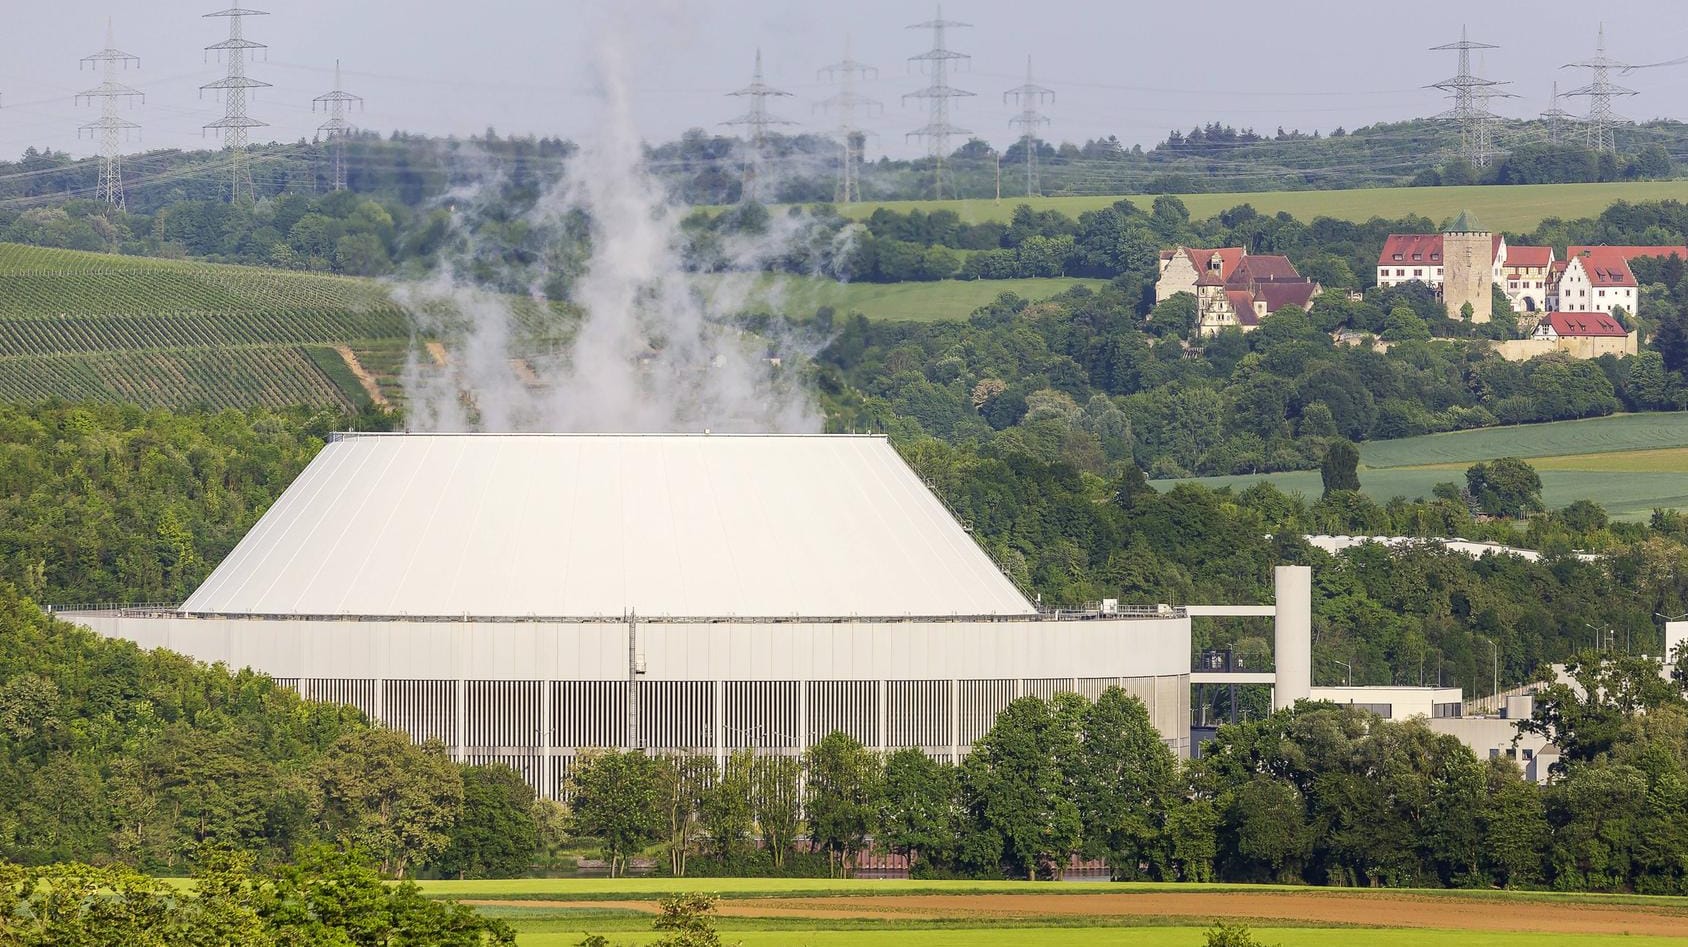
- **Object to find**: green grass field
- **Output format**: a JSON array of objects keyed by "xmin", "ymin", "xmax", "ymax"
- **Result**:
[
  {"xmin": 698, "ymin": 274, "xmax": 1107, "ymax": 323},
  {"xmin": 826, "ymin": 181, "xmax": 1688, "ymax": 232},
  {"xmin": 1159, "ymin": 413, "xmax": 1688, "ymax": 520}
]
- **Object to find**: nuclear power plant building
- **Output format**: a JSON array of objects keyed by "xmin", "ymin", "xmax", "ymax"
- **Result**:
[{"xmin": 67, "ymin": 432, "xmax": 1320, "ymax": 798}]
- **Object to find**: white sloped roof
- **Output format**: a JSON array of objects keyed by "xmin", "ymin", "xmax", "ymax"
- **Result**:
[{"xmin": 181, "ymin": 433, "xmax": 1034, "ymax": 618}]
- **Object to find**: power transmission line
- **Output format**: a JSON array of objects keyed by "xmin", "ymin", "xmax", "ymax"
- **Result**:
[
  {"xmin": 816, "ymin": 38, "xmax": 880, "ymax": 205},
  {"xmin": 1562, "ymin": 24, "xmax": 1639, "ymax": 153},
  {"xmin": 1428, "ymin": 26, "xmax": 1514, "ymax": 167},
  {"xmin": 1004, "ymin": 55, "xmax": 1053, "ymax": 197},
  {"xmin": 313, "ymin": 60, "xmax": 363, "ymax": 192},
  {"xmin": 76, "ymin": 19, "xmax": 144, "ymax": 211},
  {"xmin": 722, "ymin": 49, "xmax": 794, "ymax": 203},
  {"xmin": 904, "ymin": 4, "xmax": 973, "ymax": 199},
  {"xmin": 201, "ymin": 6, "xmax": 271, "ymax": 204}
]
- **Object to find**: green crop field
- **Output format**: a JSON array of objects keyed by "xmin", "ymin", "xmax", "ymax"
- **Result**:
[
  {"xmin": 1159, "ymin": 413, "xmax": 1688, "ymax": 520},
  {"xmin": 824, "ymin": 180, "xmax": 1688, "ymax": 232},
  {"xmin": 1358, "ymin": 413, "xmax": 1688, "ymax": 468},
  {"xmin": 416, "ymin": 878, "xmax": 1688, "ymax": 947},
  {"xmin": 0, "ymin": 242, "xmax": 409, "ymax": 410},
  {"xmin": 699, "ymin": 273, "xmax": 1107, "ymax": 322}
]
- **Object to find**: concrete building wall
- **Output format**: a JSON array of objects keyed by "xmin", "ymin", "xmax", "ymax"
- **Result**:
[
  {"xmin": 1310, "ymin": 685, "xmax": 1464, "ymax": 721},
  {"xmin": 1495, "ymin": 332, "xmax": 1639, "ymax": 362},
  {"xmin": 69, "ymin": 610, "xmax": 1196, "ymax": 792},
  {"xmin": 1443, "ymin": 230, "xmax": 1494, "ymax": 323},
  {"xmin": 1427, "ymin": 715, "xmax": 1557, "ymax": 783}
]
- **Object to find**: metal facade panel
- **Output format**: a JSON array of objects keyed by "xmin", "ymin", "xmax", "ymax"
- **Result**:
[{"xmin": 182, "ymin": 434, "xmax": 1034, "ymax": 619}]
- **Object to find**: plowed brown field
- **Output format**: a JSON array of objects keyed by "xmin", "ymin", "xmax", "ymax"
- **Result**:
[{"xmin": 467, "ymin": 891, "xmax": 1688, "ymax": 937}]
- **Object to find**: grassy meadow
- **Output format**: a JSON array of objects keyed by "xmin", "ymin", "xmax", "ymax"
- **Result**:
[
  {"xmin": 824, "ymin": 180, "xmax": 1688, "ymax": 232},
  {"xmin": 696, "ymin": 273, "xmax": 1108, "ymax": 322},
  {"xmin": 1159, "ymin": 413, "xmax": 1688, "ymax": 520}
]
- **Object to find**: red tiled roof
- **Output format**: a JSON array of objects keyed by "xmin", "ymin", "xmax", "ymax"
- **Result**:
[
  {"xmin": 1379, "ymin": 234, "xmax": 1443, "ymax": 266},
  {"xmin": 1505, "ymin": 245, "xmax": 1553, "ymax": 267},
  {"xmin": 1195, "ymin": 247, "xmax": 1247, "ymax": 281},
  {"xmin": 1379, "ymin": 233, "xmax": 1504, "ymax": 266},
  {"xmin": 1229, "ymin": 254, "xmax": 1300, "ymax": 284},
  {"xmin": 1543, "ymin": 311, "xmax": 1628, "ymax": 337},
  {"xmin": 1568, "ymin": 245, "xmax": 1688, "ymax": 263},
  {"xmin": 1257, "ymin": 281, "xmax": 1318, "ymax": 313},
  {"xmin": 1227, "ymin": 290, "xmax": 1260, "ymax": 326},
  {"xmin": 1568, "ymin": 253, "xmax": 1637, "ymax": 287}
]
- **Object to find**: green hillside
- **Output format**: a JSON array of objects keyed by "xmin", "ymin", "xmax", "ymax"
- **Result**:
[
  {"xmin": 0, "ymin": 243, "xmax": 408, "ymax": 410},
  {"xmin": 704, "ymin": 274, "xmax": 1108, "ymax": 322},
  {"xmin": 828, "ymin": 180, "xmax": 1688, "ymax": 232},
  {"xmin": 1159, "ymin": 413, "xmax": 1688, "ymax": 520}
]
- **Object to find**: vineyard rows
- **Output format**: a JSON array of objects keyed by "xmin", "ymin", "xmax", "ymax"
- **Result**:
[
  {"xmin": 0, "ymin": 347, "xmax": 353, "ymax": 410},
  {"xmin": 0, "ymin": 308, "xmax": 412, "ymax": 357},
  {"xmin": 0, "ymin": 243, "xmax": 423, "ymax": 409},
  {"xmin": 0, "ymin": 243, "xmax": 393, "ymax": 315}
]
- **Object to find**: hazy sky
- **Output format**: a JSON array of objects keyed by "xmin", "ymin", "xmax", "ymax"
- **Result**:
[{"xmin": 6, "ymin": 0, "xmax": 1688, "ymax": 163}]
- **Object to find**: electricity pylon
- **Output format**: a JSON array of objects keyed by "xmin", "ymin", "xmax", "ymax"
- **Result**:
[
  {"xmin": 817, "ymin": 38, "xmax": 881, "ymax": 204},
  {"xmin": 1563, "ymin": 24, "xmax": 1639, "ymax": 153},
  {"xmin": 201, "ymin": 7, "xmax": 271, "ymax": 204},
  {"xmin": 1540, "ymin": 81, "xmax": 1579, "ymax": 144},
  {"xmin": 1429, "ymin": 27, "xmax": 1514, "ymax": 167},
  {"xmin": 904, "ymin": 5, "xmax": 974, "ymax": 199},
  {"xmin": 314, "ymin": 60, "xmax": 363, "ymax": 191},
  {"xmin": 77, "ymin": 20, "xmax": 144, "ymax": 210},
  {"xmin": 1004, "ymin": 55, "xmax": 1052, "ymax": 197},
  {"xmin": 722, "ymin": 49, "xmax": 794, "ymax": 203}
]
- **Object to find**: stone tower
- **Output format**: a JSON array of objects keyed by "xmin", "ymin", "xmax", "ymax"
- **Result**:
[{"xmin": 1442, "ymin": 210, "xmax": 1492, "ymax": 323}]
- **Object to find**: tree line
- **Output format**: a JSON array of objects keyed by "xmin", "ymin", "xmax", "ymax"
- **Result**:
[
  {"xmin": 0, "ymin": 847, "xmax": 513, "ymax": 945},
  {"xmin": 567, "ymin": 650, "xmax": 1688, "ymax": 890}
]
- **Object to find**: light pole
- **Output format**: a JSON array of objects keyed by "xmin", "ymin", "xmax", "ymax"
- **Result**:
[
  {"xmin": 1486, "ymin": 636, "xmax": 1499, "ymax": 706},
  {"xmin": 1584, "ymin": 622, "xmax": 1605, "ymax": 654},
  {"xmin": 1334, "ymin": 659, "xmax": 1353, "ymax": 687}
]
